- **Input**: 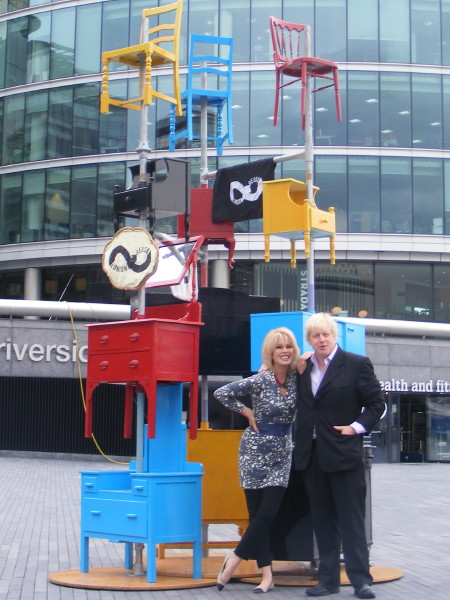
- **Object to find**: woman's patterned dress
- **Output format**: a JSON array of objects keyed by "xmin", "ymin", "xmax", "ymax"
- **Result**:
[{"xmin": 213, "ymin": 370, "xmax": 297, "ymax": 489}]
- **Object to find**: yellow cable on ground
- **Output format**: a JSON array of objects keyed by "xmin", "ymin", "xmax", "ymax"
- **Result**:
[{"xmin": 66, "ymin": 302, "xmax": 129, "ymax": 465}]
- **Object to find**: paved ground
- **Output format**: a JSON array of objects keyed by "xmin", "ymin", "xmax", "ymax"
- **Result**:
[{"xmin": 0, "ymin": 454, "xmax": 448, "ymax": 600}]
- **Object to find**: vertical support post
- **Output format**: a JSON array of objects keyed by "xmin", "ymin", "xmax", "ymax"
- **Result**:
[
  {"xmin": 132, "ymin": 14, "xmax": 150, "ymax": 576},
  {"xmin": 304, "ymin": 25, "xmax": 315, "ymax": 312}
]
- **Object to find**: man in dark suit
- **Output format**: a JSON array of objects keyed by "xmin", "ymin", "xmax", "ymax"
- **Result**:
[{"xmin": 294, "ymin": 313, "xmax": 385, "ymax": 599}]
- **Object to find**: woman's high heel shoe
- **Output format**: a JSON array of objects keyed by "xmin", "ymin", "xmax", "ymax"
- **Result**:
[
  {"xmin": 253, "ymin": 582, "xmax": 274, "ymax": 594},
  {"xmin": 217, "ymin": 554, "xmax": 232, "ymax": 591}
]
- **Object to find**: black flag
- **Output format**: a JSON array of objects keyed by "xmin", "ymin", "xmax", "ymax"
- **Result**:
[{"xmin": 212, "ymin": 158, "xmax": 276, "ymax": 222}]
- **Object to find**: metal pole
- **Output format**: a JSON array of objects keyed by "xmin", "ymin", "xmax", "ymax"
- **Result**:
[
  {"xmin": 304, "ymin": 25, "xmax": 315, "ymax": 312},
  {"xmin": 131, "ymin": 15, "xmax": 150, "ymax": 577}
]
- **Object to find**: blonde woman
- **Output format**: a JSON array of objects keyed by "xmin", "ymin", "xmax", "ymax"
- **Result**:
[{"xmin": 214, "ymin": 327, "xmax": 301, "ymax": 594}]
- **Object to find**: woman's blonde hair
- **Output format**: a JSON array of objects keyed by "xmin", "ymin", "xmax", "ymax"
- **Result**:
[{"xmin": 261, "ymin": 327, "xmax": 300, "ymax": 373}]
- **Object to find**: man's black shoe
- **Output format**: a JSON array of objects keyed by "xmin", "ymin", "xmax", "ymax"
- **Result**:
[
  {"xmin": 305, "ymin": 583, "xmax": 340, "ymax": 597},
  {"xmin": 354, "ymin": 584, "xmax": 375, "ymax": 599}
]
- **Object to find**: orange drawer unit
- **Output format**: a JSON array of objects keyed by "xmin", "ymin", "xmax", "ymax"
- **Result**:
[{"xmin": 85, "ymin": 318, "xmax": 201, "ymax": 439}]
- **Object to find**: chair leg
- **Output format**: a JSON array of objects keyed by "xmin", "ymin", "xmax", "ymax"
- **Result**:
[
  {"xmin": 227, "ymin": 99, "xmax": 233, "ymax": 144},
  {"xmin": 168, "ymin": 104, "xmax": 176, "ymax": 151},
  {"xmin": 273, "ymin": 70, "xmax": 281, "ymax": 126},
  {"xmin": 333, "ymin": 67, "xmax": 342, "ymax": 122},
  {"xmin": 174, "ymin": 59, "xmax": 182, "ymax": 116},
  {"xmin": 300, "ymin": 61, "xmax": 308, "ymax": 130}
]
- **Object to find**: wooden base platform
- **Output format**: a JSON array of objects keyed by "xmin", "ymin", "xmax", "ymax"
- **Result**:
[{"xmin": 49, "ymin": 555, "xmax": 403, "ymax": 591}]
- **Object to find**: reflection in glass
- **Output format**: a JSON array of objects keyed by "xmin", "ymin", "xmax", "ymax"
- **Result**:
[
  {"xmin": 251, "ymin": 0, "xmax": 278, "ymax": 62},
  {"xmin": 98, "ymin": 163, "xmax": 126, "ymax": 237},
  {"xmin": 46, "ymin": 168, "xmax": 70, "ymax": 240},
  {"xmin": 434, "ymin": 266, "xmax": 450, "ymax": 322},
  {"xmin": 0, "ymin": 173, "xmax": 22, "ymax": 244},
  {"xmin": 22, "ymin": 170, "xmax": 45, "ymax": 242},
  {"xmin": 375, "ymin": 263, "xmax": 432, "ymax": 320},
  {"xmin": 3, "ymin": 94, "xmax": 25, "ymax": 164},
  {"xmin": 26, "ymin": 12, "xmax": 50, "ymax": 83},
  {"xmin": 250, "ymin": 71, "xmax": 281, "ymax": 147},
  {"xmin": 70, "ymin": 165, "xmax": 97, "ymax": 239},
  {"xmin": 48, "ymin": 87, "xmax": 73, "ymax": 159},
  {"xmin": 75, "ymin": 3, "xmax": 101, "ymax": 76},
  {"xmin": 426, "ymin": 397, "xmax": 450, "ymax": 461},
  {"xmin": 50, "ymin": 7, "xmax": 75, "ymax": 79},
  {"xmin": 316, "ymin": 262, "xmax": 375, "ymax": 317},
  {"xmin": 24, "ymin": 91, "xmax": 47, "ymax": 161}
]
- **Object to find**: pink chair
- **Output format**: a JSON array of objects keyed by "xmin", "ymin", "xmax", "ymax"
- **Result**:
[{"xmin": 270, "ymin": 16, "xmax": 342, "ymax": 129}]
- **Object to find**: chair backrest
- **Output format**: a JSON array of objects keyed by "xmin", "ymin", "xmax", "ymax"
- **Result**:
[
  {"xmin": 186, "ymin": 34, "xmax": 233, "ymax": 93},
  {"xmin": 269, "ymin": 16, "xmax": 309, "ymax": 67},
  {"xmin": 141, "ymin": 0, "xmax": 183, "ymax": 57}
]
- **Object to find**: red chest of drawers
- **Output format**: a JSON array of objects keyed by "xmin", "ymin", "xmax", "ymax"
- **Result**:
[{"xmin": 85, "ymin": 317, "xmax": 201, "ymax": 438}]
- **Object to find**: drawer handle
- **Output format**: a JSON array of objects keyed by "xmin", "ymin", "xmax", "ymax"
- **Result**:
[
  {"xmin": 129, "ymin": 333, "xmax": 140, "ymax": 342},
  {"xmin": 134, "ymin": 485, "xmax": 144, "ymax": 491},
  {"xmin": 99, "ymin": 361, "xmax": 109, "ymax": 370},
  {"xmin": 126, "ymin": 514, "xmax": 138, "ymax": 519},
  {"xmin": 129, "ymin": 360, "xmax": 139, "ymax": 369},
  {"xmin": 90, "ymin": 511, "xmax": 101, "ymax": 516},
  {"xmin": 99, "ymin": 335, "xmax": 109, "ymax": 344}
]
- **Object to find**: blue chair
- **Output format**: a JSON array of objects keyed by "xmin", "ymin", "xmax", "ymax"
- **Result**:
[{"xmin": 169, "ymin": 34, "xmax": 233, "ymax": 155}]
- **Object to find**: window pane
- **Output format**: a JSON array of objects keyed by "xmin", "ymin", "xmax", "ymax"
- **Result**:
[
  {"xmin": 380, "ymin": 0, "xmax": 410, "ymax": 63},
  {"xmin": 50, "ymin": 7, "xmax": 75, "ymax": 79},
  {"xmin": 70, "ymin": 165, "xmax": 97, "ymax": 238},
  {"xmin": 380, "ymin": 72, "xmax": 411, "ymax": 148},
  {"xmin": 445, "ymin": 160, "xmax": 450, "ymax": 233},
  {"xmin": 348, "ymin": 156, "xmax": 380, "ymax": 232},
  {"xmin": 24, "ymin": 91, "xmax": 47, "ymax": 161},
  {"xmin": 75, "ymin": 3, "xmax": 101, "ymax": 75},
  {"xmin": 411, "ymin": 0, "xmax": 441, "ymax": 65},
  {"xmin": 348, "ymin": 71, "xmax": 379, "ymax": 147},
  {"xmin": 73, "ymin": 84, "xmax": 99, "ymax": 156},
  {"xmin": 315, "ymin": 0, "xmax": 346, "ymax": 62},
  {"xmin": 2, "ymin": 94, "xmax": 25, "ymax": 164},
  {"xmin": 102, "ymin": 0, "xmax": 129, "ymax": 55},
  {"xmin": 412, "ymin": 74, "xmax": 442, "ymax": 148},
  {"xmin": 27, "ymin": 11, "xmax": 50, "ymax": 83},
  {"xmin": 348, "ymin": 0, "xmax": 378, "ymax": 61},
  {"xmin": 22, "ymin": 170, "xmax": 45, "ymax": 242},
  {"xmin": 100, "ymin": 80, "xmax": 127, "ymax": 153},
  {"xmin": 251, "ymin": 0, "xmax": 279, "ymax": 62},
  {"xmin": 0, "ymin": 21, "xmax": 6, "ymax": 88},
  {"xmin": 230, "ymin": 71, "xmax": 250, "ymax": 148},
  {"xmin": 434, "ymin": 266, "xmax": 450, "ymax": 322},
  {"xmin": 5, "ymin": 17, "xmax": 28, "ymax": 86},
  {"xmin": 413, "ymin": 158, "xmax": 443, "ymax": 234},
  {"xmin": 46, "ymin": 168, "xmax": 70, "ymax": 240},
  {"xmin": 315, "ymin": 71, "xmax": 347, "ymax": 146},
  {"xmin": 250, "ymin": 71, "xmax": 281, "ymax": 146},
  {"xmin": 316, "ymin": 262, "xmax": 374, "ymax": 317},
  {"xmin": 315, "ymin": 156, "xmax": 347, "ymax": 232},
  {"xmin": 375, "ymin": 263, "xmax": 432, "ymax": 320},
  {"xmin": 223, "ymin": 2, "xmax": 249, "ymax": 63},
  {"xmin": 444, "ymin": 76, "xmax": 450, "ymax": 151},
  {"xmin": 48, "ymin": 87, "xmax": 73, "ymax": 158},
  {"xmin": 0, "ymin": 173, "xmax": 22, "ymax": 244},
  {"xmin": 381, "ymin": 157, "xmax": 412, "ymax": 233},
  {"xmin": 283, "ymin": 0, "xmax": 314, "ymax": 32},
  {"xmin": 443, "ymin": 0, "xmax": 450, "ymax": 66},
  {"xmin": 98, "ymin": 163, "xmax": 126, "ymax": 237}
]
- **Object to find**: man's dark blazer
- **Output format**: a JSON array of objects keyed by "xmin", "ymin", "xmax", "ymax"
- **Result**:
[{"xmin": 293, "ymin": 346, "xmax": 385, "ymax": 472}]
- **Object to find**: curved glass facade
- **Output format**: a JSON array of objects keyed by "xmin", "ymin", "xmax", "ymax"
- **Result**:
[{"xmin": 0, "ymin": 0, "xmax": 450, "ymax": 319}]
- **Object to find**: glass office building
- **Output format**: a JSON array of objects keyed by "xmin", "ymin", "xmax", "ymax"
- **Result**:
[{"xmin": 1, "ymin": 0, "xmax": 450, "ymax": 321}]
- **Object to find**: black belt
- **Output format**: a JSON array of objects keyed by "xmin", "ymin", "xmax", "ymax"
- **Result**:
[{"xmin": 256, "ymin": 423, "xmax": 292, "ymax": 436}]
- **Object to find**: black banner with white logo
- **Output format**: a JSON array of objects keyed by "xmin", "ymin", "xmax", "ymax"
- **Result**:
[{"xmin": 212, "ymin": 158, "xmax": 275, "ymax": 222}]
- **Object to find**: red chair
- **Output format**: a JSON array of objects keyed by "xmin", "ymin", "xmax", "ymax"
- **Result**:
[{"xmin": 269, "ymin": 16, "xmax": 342, "ymax": 129}]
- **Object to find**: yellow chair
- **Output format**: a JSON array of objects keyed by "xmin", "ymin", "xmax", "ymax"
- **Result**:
[
  {"xmin": 100, "ymin": 0, "xmax": 183, "ymax": 114},
  {"xmin": 262, "ymin": 178, "xmax": 336, "ymax": 266}
]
